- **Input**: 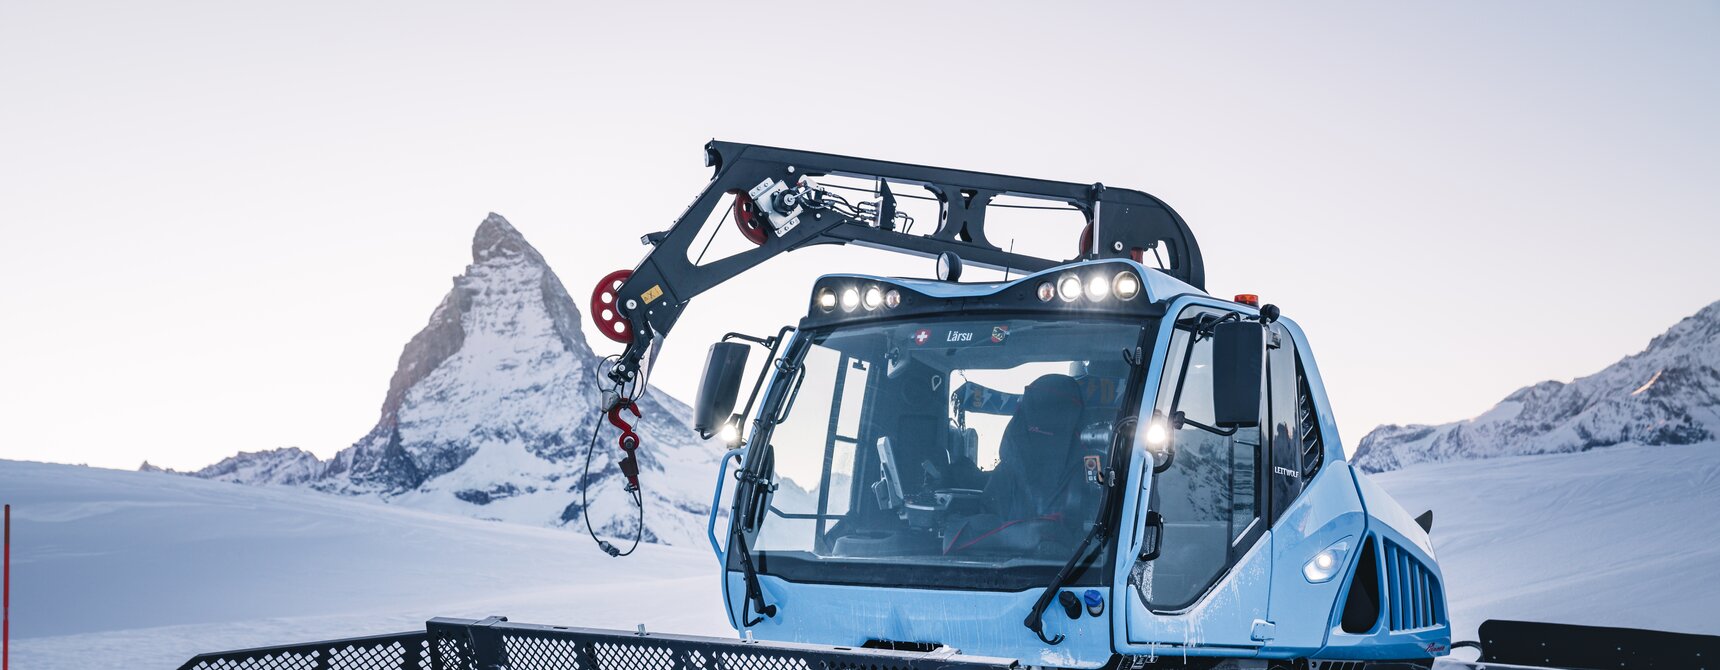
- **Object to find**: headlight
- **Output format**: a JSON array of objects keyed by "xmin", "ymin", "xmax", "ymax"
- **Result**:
[
  {"xmin": 1303, "ymin": 538, "xmax": 1353, "ymax": 583},
  {"xmin": 884, "ymin": 289, "xmax": 902, "ymax": 309},
  {"xmin": 1037, "ymin": 282, "xmax": 1056, "ymax": 302},
  {"xmin": 1057, "ymin": 275, "xmax": 1081, "ymax": 302},
  {"xmin": 1144, "ymin": 418, "xmax": 1169, "ymax": 447},
  {"xmin": 840, "ymin": 288, "xmax": 860, "ymax": 312},
  {"xmin": 1113, "ymin": 272, "xmax": 1141, "ymax": 300},
  {"xmin": 862, "ymin": 286, "xmax": 883, "ymax": 310},
  {"xmin": 815, "ymin": 288, "xmax": 838, "ymax": 312},
  {"xmin": 1085, "ymin": 275, "xmax": 1110, "ymax": 301}
]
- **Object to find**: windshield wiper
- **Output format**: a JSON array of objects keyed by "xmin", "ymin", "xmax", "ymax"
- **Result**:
[
  {"xmin": 727, "ymin": 345, "xmax": 808, "ymax": 628},
  {"xmin": 1023, "ymin": 344, "xmax": 1151, "ymax": 645},
  {"xmin": 1023, "ymin": 493, "xmax": 1113, "ymax": 645},
  {"xmin": 730, "ymin": 485, "xmax": 778, "ymax": 626}
]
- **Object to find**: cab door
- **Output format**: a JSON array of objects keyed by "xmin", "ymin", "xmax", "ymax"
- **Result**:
[{"xmin": 1124, "ymin": 304, "xmax": 1272, "ymax": 651}]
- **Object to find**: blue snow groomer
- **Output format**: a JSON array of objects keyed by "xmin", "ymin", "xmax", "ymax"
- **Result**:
[
  {"xmin": 215, "ymin": 142, "xmax": 1720, "ymax": 670},
  {"xmin": 697, "ymin": 267, "xmax": 1448, "ymax": 669},
  {"xmin": 642, "ymin": 143, "xmax": 1452, "ymax": 668}
]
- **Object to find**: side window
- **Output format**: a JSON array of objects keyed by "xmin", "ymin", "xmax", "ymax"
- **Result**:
[
  {"xmin": 1136, "ymin": 307, "xmax": 1266, "ymax": 611},
  {"xmin": 754, "ymin": 344, "xmax": 867, "ymax": 552},
  {"xmin": 1267, "ymin": 325, "xmax": 1304, "ymax": 521}
]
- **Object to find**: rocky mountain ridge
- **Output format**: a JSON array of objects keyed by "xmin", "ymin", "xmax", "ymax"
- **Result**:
[{"xmin": 1352, "ymin": 299, "xmax": 1720, "ymax": 472}]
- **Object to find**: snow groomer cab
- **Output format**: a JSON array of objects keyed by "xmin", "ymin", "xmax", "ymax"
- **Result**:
[{"xmin": 677, "ymin": 143, "xmax": 1450, "ymax": 669}]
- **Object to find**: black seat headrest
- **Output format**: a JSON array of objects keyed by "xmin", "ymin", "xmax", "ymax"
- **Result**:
[{"xmin": 999, "ymin": 374, "xmax": 1086, "ymax": 467}]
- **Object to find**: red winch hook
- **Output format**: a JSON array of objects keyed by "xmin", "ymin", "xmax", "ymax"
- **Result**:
[{"xmin": 607, "ymin": 399, "xmax": 643, "ymax": 491}]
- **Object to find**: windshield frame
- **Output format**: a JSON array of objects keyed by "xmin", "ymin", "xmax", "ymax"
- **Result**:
[{"xmin": 727, "ymin": 310, "xmax": 1158, "ymax": 592}]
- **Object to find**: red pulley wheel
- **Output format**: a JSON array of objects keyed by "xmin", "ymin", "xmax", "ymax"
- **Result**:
[
  {"xmin": 590, "ymin": 269, "xmax": 635, "ymax": 344},
  {"xmin": 728, "ymin": 189, "xmax": 768, "ymax": 246},
  {"xmin": 1078, "ymin": 222, "xmax": 1094, "ymax": 258}
]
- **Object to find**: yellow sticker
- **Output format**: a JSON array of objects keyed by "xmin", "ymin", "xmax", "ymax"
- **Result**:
[{"xmin": 641, "ymin": 284, "xmax": 665, "ymax": 304}]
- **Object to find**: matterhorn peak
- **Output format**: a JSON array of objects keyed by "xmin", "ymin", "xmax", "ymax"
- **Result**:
[
  {"xmin": 471, "ymin": 212, "xmax": 544, "ymax": 264},
  {"xmin": 169, "ymin": 213, "xmax": 720, "ymax": 547}
]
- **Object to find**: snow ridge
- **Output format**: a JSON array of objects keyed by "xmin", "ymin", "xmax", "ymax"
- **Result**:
[
  {"xmin": 171, "ymin": 214, "xmax": 720, "ymax": 545},
  {"xmin": 1352, "ymin": 300, "xmax": 1720, "ymax": 472}
]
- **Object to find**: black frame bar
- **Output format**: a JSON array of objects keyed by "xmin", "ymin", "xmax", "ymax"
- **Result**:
[{"xmin": 608, "ymin": 141, "xmax": 1204, "ymax": 383}]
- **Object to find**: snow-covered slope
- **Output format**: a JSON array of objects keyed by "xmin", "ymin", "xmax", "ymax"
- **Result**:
[
  {"xmin": 1371, "ymin": 441, "xmax": 1720, "ymax": 643},
  {"xmin": 1353, "ymin": 300, "xmax": 1720, "ymax": 472},
  {"xmin": 175, "ymin": 214, "xmax": 721, "ymax": 546},
  {"xmin": 3, "ymin": 459, "xmax": 728, "ymax": 670},
  {"xmin": 14, "ymin": 443, "xmax": 1720, "ymax": 669}
]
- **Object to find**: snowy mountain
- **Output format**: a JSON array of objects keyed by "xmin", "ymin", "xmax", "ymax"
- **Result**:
[
  {"xmin": 144, "ymin": 447, "xmax": 323, "ymax": 486},
  {"xmin": 175, "ymin": 214, "xmax": 721, "ymax": 546},
  {"xmin": 1352, "ymin": 299, "xmax": 1720, "ymax": 472}
]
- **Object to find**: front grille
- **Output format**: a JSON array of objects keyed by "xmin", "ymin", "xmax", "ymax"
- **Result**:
[
  {"xmin": 1382, "ymin": 539, "xmax": 1444, "ymax": 632},
  {"xmin": 180, "ymin": 617, "xmax": 1020, "ymax": 670}
]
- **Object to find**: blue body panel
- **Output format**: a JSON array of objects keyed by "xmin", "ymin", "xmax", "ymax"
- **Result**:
[
  {"xmin": 712, "ymin": 262, "xmax": 1449, "ymax": 665},
  {"xmin": 728, "ymin": 575, "xmax": 1116, "ymax": 668},
  {"xmin": 1262, "ymin": 463, "xmax": 1367, "ymax": 658}
]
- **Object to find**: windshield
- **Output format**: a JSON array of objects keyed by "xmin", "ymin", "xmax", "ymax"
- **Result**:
[{"xmin": 743, "ymin": 316, "xmax": 1148, "ymax": 590}]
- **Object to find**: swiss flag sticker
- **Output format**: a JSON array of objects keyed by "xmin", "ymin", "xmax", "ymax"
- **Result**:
[{"xmin": 912, "ymin": 329, "xmax": 931, "ymax": 345}]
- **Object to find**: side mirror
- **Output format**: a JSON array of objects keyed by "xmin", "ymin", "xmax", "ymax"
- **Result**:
[
  {"xmin": 694, "ymin": 342, "xmax": 750, "ymax": 435},
  {"xmin": 1211, "ymin": 321, "xmax": 1264, "ymax": 428}
]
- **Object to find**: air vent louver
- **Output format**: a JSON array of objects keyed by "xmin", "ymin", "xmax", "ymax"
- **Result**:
[{"xmin": 1383, "ymin": 539, "xmax": 1446, "ymax": 631}]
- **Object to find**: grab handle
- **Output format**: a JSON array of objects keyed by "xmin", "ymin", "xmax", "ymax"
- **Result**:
[{"xmin": 707, "ymin": 448, "xmax": 745, "ymax": 565}]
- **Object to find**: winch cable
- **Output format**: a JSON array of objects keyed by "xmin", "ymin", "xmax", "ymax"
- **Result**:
[
  {"xmin": 579, "ymin": 354, "xmax": 646, "ymax": 558},
  {"xmin": 692, "ymin": 197, "xmax": 734, "ymax": 266}
]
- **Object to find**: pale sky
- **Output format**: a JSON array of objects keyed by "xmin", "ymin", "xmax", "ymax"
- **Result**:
[{"xmin": 1, "ymin": 1, "xmax": 1716, "ymax": 471}]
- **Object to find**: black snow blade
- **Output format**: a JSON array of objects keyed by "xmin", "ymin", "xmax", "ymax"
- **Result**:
[
  {"xmin": 1474, "ymin": 618, "xmax": 1720, "ymax": 669},
  {"xmin": 178, "ymin": 616, "xmax": 1023, "ymax": 670}
]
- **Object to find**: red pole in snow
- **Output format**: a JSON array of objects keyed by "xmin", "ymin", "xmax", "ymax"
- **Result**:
[
  {"xmin": 3, "ymin": 503, "xmax": 9, "ymax": 670},
  {"xmin": 3, "ymin": 503, "xmax": 10, "ymax": 670}
]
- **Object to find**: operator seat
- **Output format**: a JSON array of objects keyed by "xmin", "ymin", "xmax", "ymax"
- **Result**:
[
  {"xmin": 944, "ymin": 374, "xmax": 1087, "ymax": 554},
  {"xmin": 987, "ymin": 373, "xmax": 1086, "ymax": 519}
]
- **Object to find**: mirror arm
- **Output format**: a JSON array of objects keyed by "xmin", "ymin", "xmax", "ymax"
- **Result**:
[
  {"xmin": 730, "ymin": 326, "xmax": 797, "ymax": 438},
  {"xmin": 1166, "ymin": 324, "xmax": 1202, "ymax": 414},
  {"xmin": 721, "ymin": 330, "xmax": 780, "ymax": 348},
  {"xmin": 1177, "ymin": 414, "xmax": 1238, "ymax": 437}
]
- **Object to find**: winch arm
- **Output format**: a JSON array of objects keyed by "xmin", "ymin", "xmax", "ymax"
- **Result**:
[{"xmin": 596, "ymin": 140, "xmax": 1205, "ymax": 387}]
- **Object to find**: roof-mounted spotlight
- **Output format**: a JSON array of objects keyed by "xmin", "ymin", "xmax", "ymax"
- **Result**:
[
  {"xmin": 1085, "ymin": 275, "xmax": 1110, "ymax": 302},
  {"xmin": 862, "ymin": 286, "xmax": 884, "ymax": 310},
  {"xmin": 1113, "ymin": 272, "xmax": 1141, "ymax": 301},
  {"xmin": 936, "ymin": 252, "xmax": 964, "ymax": 282},
  {"xmin": 1057, "ymin": 275, "xmax": 1082, "ymax": 302}
]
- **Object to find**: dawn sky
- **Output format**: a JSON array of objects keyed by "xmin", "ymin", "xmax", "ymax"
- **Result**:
[{"xmin": 2, "ymin": 1, "xmax": 1716, "ymax": 470}]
